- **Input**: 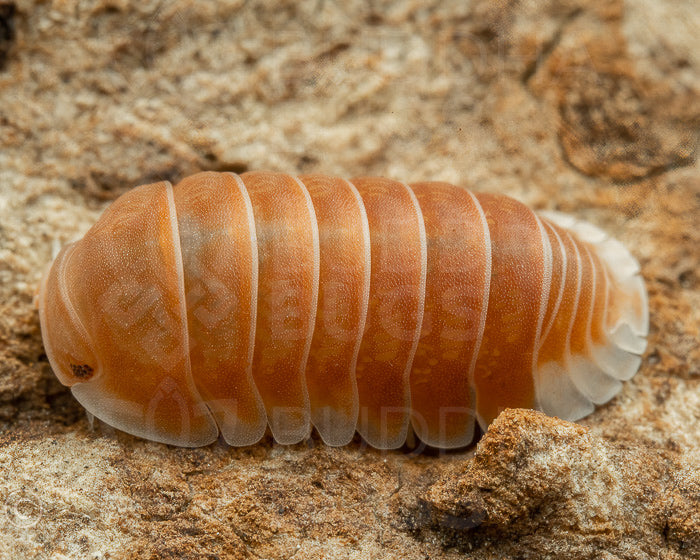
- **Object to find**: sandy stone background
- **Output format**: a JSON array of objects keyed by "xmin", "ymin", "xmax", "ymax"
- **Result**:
[{"xmin": 0, "ymin": 0, "xmax": 698, "ymax": 558}]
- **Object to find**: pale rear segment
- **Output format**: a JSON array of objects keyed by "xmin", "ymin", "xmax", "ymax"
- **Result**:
[
  {"xmin": 37, "ymin": 172, "xmax": 649, "ymax": 449},
  {"xmin": 535, "ymin": 211, "xmax": 648, "ymax": 419}
]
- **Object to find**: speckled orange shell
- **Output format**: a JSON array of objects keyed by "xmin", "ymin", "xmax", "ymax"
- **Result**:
[{"xmin": 37, "ymin": 172, "xmax": 649, "ymax": 449}]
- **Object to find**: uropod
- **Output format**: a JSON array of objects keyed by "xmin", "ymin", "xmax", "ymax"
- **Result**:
[{"xmin": 37, "ymin": 172, "xmax": 648, "ymax": 449}]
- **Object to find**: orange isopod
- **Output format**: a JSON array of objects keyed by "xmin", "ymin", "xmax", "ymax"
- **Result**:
[{"xmin": 37, "ymin": 172, "xmax": 648, "ymax": 449}]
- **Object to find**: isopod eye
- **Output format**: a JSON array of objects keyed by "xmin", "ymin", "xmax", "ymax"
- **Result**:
[
  {"xmin": 37, "ymin": 245, "xmax": 100, "ymax": 387},
  {"xmin": 69, "ymin": 363, "xmax": 95, "ymax": 381}
]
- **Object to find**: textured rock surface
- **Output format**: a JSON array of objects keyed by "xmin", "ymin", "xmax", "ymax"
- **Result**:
[
  {"xmin": 0, "ymin": 0, "xmax": 698, "ymax": 558},
  {"xmin": 423, "ymin": 409, "xmax": 700, "ymax": 559}
]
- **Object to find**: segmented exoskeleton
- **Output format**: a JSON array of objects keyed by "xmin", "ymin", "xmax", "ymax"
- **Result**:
[{"xmin": 37, "ymin": 172, "xmax": 648, "ymax": 449}]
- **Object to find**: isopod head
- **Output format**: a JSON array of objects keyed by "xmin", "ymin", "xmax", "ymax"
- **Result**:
[{"xmin": 38, "ymin": 181, "xmax": 221, "ymax": 446}]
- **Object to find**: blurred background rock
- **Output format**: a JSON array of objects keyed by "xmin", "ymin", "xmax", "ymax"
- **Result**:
[{"xmin": 0, "ymin": 1, "xmax": 697, "ymax": 558}]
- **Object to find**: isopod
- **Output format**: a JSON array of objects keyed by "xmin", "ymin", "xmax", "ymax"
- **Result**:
[{"xmin": 37, "ymin": 172, "xmax": 649, "ymax": 449}]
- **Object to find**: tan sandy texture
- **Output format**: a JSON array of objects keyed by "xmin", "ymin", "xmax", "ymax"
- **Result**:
[{"xmin": 0, "ymin": 0, "xmax": 698, "ymax": 558}]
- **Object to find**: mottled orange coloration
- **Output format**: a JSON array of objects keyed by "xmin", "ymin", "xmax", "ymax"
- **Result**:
[
  {"xmin": 173, "ymin": 173, "xmax": 263, "ymax": 446},
  {"xmin": 243, "ymin": 172, "xmax": 319, "ymax": 445},
  {"xmin": 40, "ymin": 183, "xmax": 217, "ymax": 446},
  {"xmin": 351, "ymin": 177, "xmax": 426, "ymax": 449},
  {"xmin": 471, "ymin": 193, "xmax": 548, "ymax": 427},
  {"xmin": 408, "ymin": 182, "xmax": 489, "ymax": 449},
  {"xmin": 300, "ymin": 174, "xmax": 370, "ymax": 447},
  {"xmin": 37, "ymin": 172, "xmax": 649, "ymax": 449},
  {"xmin": 537, "ymin": 227, "xmax": 581, "ymax": 368}
]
